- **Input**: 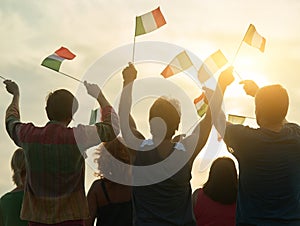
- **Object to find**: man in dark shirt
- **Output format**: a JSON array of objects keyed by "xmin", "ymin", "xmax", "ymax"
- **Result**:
[{"xmin": 224, "ymin": 80, "xmax": 300, "ymax": 226}]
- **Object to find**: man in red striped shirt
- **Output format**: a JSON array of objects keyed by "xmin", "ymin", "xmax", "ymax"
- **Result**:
[{"xmin": 3, "ymin": 80, "xmax": 119, "ymax": 226}]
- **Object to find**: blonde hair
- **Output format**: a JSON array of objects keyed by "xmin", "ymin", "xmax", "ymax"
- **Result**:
[{"xmin": 11, "ymin": 148, "xmax": 26, "ymax": 187}]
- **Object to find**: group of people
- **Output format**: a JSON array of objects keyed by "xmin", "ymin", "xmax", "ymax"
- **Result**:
[{"xmin": 0, "ymin": 63, "xmax": 300, "ymax": 226}]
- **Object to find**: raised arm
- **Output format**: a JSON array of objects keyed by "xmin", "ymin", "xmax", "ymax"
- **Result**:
[
  {"xmin": 74, "ymin": 82, "xmax": 120, "ymax": 150},
  {"xmin": 119, "ymin": 63, "xmax": 144, "ymax": 153},
  {"xmin": 186, "ymin": 67, "xmax": 234, "ymax": 160},
  {"xmin": 4, "ymin": 80, "xmax": 22, "ymax": 145}
]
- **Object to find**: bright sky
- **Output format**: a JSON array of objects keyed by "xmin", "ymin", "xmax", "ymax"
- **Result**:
[{"xmin": 1, "ymin": 0, "xmax": 300, "ymax": 194}]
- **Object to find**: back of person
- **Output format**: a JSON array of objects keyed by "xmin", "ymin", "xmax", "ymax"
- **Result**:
[
  {"xmin": 193, "ymin": 157, "xmax": 237, "ymax": 226},
  {"xmin": 133, "ymin": 145, "xmax": 195, "ymax": 226},
  {"xmin": 193, "ymin": 189, "xmax": 235, "ymax": 226},
  {"xmin": 226, "ymin": 123, "xmax": 300, "ymax": 225},
  {"xmin": 0, "ymin": 148, "xmax": 27, "ymax": 226},
  {"xmin": 96, "ymin": 179, "xmax": 132, "ymax": 226},
  {"xmin": 86, "ymin": 138, "xmax": 133, "ymax": 226},
  {"xmin": 0, "ymin": 191, "xmax": 27, "ymax": 226}
]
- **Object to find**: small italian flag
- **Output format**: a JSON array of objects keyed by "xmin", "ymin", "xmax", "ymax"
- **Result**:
[
  {"xmin": 243, "ymin": 24, "xmax": 266, "ymax": 52},
  {"xmin": 89, "ymin": 108, "xmax": 101, "ymax": 125},
  {"xmin": 198, "ymin": 50, "xmax": 228, "ymax": 83},
  {"xmin": 41, "ymin": 47, "xmax": 76, "ymax": 72},
  {"xmin": 161, "ymin": 51, "xmax": 193, "ymax": 78},
  {"xmin": 194, "ymin": 92, "xmax": 208, "ymax": 118},
  {"xmin": 228, "ymin": 114, "xmax": 246, "ymax": 125},
  {"xmin": 135, "ymin": 7, "xmax": 166, "ymax": 36}
]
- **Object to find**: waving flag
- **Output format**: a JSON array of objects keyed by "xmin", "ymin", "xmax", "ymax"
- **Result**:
[
  {"xmin": 135, "ymin": 7, "xmax": 166, "ymax": 36},
  {"xmin": 161, "ymin": 51, "xmax": 193, "ymax": 78},
  {"xmin": 41, "ymin": 47, "xmax": 76, "ymax": 72},
  {"xmin": 198, "ymin": 50, "xmax": 228, "ymax": 83},
  {"xmin": 194, "ymin": 92, "xmax": 208, "ymax": 118},
  {"xmin": 243, "ymin": 24, "xmax": 266, "ymax": 52},
  {"xmin": 89, "ymin": 108, "xmax": 101, "ymax": 125}
]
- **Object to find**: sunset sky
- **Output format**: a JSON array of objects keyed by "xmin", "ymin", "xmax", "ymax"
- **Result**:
[{"xmin": 1, "ymin": 0, "xmax": 300, "ymax": 194}]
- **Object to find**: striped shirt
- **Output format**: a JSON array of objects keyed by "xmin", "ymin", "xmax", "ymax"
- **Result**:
[{"xmin": 5, "ymin": 102, "xmax": 119, "ymax": 224}]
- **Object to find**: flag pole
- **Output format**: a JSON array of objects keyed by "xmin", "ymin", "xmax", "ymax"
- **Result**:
[
  {"xmin": 58, "ymin": 72, "xmax": 83, "ymax": 83},
  {"xmin": 132, "ymin": 16, "xmax": 137, "ymax": 63},
  {"xmin": 231, "ymin": 40, "xmax": 243, "ymax": 66},
  {"xmin": 0, "ymin": 75, "xmax": 7, "ymax": 80},
  {"xmin": 132, "ymin": 36, "xmax": 136, "ymax": 63}
]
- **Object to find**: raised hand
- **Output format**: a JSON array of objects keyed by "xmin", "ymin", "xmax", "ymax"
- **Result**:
[
  {"xmin": 84, "ymin": 81, "xmax": 102, "ymax": 99},
  {"xmin": 239, "ymin": 80, "xmax": 259, "ymax": 97},
  {"xmin": 122, "ymin": 62, "xmax": 137, "ymax": 85},
  {"xmin": 218, "ymin": 66, "xmax": 235, "ymax": 91},
  {"xmin": 3, "ymin": 80, "xmax": 19, "ymax": 96}
]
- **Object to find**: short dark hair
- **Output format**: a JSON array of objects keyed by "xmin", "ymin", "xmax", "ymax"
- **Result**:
[
  {"xmin": 149, "ymin": 97, "xmax": 181, "ymax": 139},
  {"xmin": 255, "ymin": 84, "xmax": 289, "ymax": 124},
  {"xmin": 46, "ymin": 89, "xmax": 79, "ymax": 121},
  {"xmin": 203, "ymin": 157, "xmax": 237, "ymax": 204}
]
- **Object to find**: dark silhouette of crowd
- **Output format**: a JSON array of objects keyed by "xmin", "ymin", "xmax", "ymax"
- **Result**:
[{"xmin": 1, "ymin": 63, "xmax": 300, "ymax": 226}]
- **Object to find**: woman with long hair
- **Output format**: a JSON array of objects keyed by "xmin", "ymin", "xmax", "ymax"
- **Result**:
[
  {"xmin": 85, "ymin": 137, "xmax": 132, "ymax": 226},
  {"xmin": 193, "ymin": 157, "xmax": 238, "ymax": 226}
]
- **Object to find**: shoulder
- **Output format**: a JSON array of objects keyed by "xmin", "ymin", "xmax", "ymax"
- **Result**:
[
  {"xmin": 89, "ymin": 179, "xmax": 103, "ymax": 191},
  {"xmin": 0, "ymin": 191, "xmax": 22, "ymax": 202}
]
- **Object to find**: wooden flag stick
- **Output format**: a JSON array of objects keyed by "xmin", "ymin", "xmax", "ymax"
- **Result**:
[
  {"xmin": 0, "ymin": 75, "xmax": 7, "ymax": 80},
  {"xmin": 58, "ymin": 72, "xmax": 83, "ymax": 83},
  {"xmin": 132, "ymin": 36, "xmax": 136, "ymax": 63},
  {"xmin": 231, "ymin": 40, "xmax": 243, "ymax": 66}
]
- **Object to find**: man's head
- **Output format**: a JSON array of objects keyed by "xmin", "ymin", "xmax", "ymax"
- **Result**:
[
  {"xmin": 255, "ymin": 84, "xmax": 289, "ymax": 126},
  {"xmin": 149, "ymin": 96, "xmax": 181, "ymax": 140},
  {"xmin": 46, "ymin": 89, "xmax": 79, "ymax": 124}
]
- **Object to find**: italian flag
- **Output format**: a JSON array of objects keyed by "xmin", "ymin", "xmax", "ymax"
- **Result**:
[
  {"xmin": 243, "ymin": 24, "xmax": 266, "ymax": 52},
  {"xmin": 135, "ymin": 7, "xmax": 166, "ymax": 36},
  {"xmin": 161, "ymin": 51, "xmax": 193, "ymax": 78},
  {"xmin": 194, "ymin": 92, "xmax": 208, "ymax": 118},
  {"xmin": 89, "ymin": 108, "xmax": 101, "ymax": 125},
  {"xmin": 41, "ymin": 47, "xmax": 76, "ymax": 72},
  {"xmin": 198, "ymin": 50, "xmax": 228, "ymax": 83},
  {"xmin": 228, "ymin": 114, "xmax": 246, "ymax": 124}
]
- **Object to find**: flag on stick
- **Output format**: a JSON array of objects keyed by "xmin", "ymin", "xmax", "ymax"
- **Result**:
[
  {"xmin": 243, "ymin": 24, "xmax": 266, "ymax": 52},
  {"xmin": 89, "ymin": 108, "xmax": 101, "ymax": 125},
  {"xmin": 41, "ymin": 47, "xmax": 83, "ymax": 83},
  {"xmin": 0, "ymin": 75, "xmax": 6, "ymax": 80},
  {"xmin": 41, "ymin": 47, "xmax": 76, "ymax": 72},
  {"xmin": 135, "ymin": 7, "xmax": 166, "ymax": 36},
  {"xmin": 198, "ymin": 50, "xmax": 228, "ymax": 83},
  {"xmin": 161, "ymin": 51, "xmax": 193, "ymax": 78},
  {"xmin": 194, "ymin": 92, "xmax": 208, "ymax": 118}
]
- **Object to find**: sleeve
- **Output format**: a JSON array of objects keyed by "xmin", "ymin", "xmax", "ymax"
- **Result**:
[
  {"xmin": 73, "ymin": 106, "xmax": 119, "ymax": 150},
  {"xmin": 223, "ymin": 124, "xmax": 251, "ymax": 155},
  {"xmin": 5, "ymin": 98, "xmax": 23, "ymax": 147}
]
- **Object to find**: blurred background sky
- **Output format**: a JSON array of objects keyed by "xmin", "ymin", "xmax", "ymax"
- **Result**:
[{"xmin": 1, "ymin": 0, "xmax": 300, "ymax": 194}]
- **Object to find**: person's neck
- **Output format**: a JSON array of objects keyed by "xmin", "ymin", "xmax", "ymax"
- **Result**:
[{"xmin": 260, "ymin": 122, "xmax": 284, "ymax": 132}]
